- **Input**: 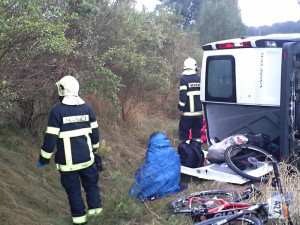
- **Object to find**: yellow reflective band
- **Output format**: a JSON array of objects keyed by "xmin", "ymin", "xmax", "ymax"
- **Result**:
[
  {"xmin": 91, "ymin": 121, "xmax": 98, "ymax": 129},
  {"xmin": 187, "ymin": 91, "xmax": 200, "ymax": 112},
  {"xmin": 85, "ymin": 133, "xmax": 94, "ymax": 159},
  {"xmin": 93, "ymin": 142, "xmax": 99, "ymax": 149},
  {"xmin": 41, "ymin": 149, "xmax": 53, "ymax": 159},
  {"xmin": 180, "ymin": 85, "xmax": 187, "ymax": 90},
  {"xmin": 179, "ymin": 101, "xmax": 185, "ymax": 107},
  {"xmin": 88, "ymin": 208, "xmax": 103, "ymax": 216},
  {"xmin": 46, "ymin": 126, "xmax": 60, "ymax": 135},
  {"xmin": 56, "ymin": 158, "xmax": 94, "ymax": 172},
  {"xmin": 187, "ymin": 90, "xmax": 200, "ymax": 96},
  {"xmin": 183, "ymin": 111, "xmax": 203, "ymax": 116},
  {"xmin": 72, "ymin": 215, "xmax": 87, "ymax": 224},
  {"xmin": 59, "ymin": 128, "xmax": 92, "ymax": 138},
  {"xmin": 63, "ymin": 137, "xmax": 72, "ymax": 166}
]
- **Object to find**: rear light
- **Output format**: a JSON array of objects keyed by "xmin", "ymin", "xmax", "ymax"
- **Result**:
[
  {"xmin": 216, "ymin": 43, "xmax": 234, "ymax": 49},
  {"xmin": 265, "ymin": 41, "xmax": 277, "ymax": 47},
  {"xmin": 216, "ymin": 41, "xmax": 252, "ymax": 49}
]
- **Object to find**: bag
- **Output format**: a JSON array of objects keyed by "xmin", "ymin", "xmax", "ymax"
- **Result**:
[
  {"xmin": 244, "ymin": 133, "xmax": 270, "ymax": 149},
  {"xmin": 178, "ymin": 141, "xmax": 204, "ymax": 168},
  {"xmin": 207, "ymin": 134, "xmax": 248, "ymax": 164},
  {"xmin": 94, "ymin": 154, "xmax": 103, "ymax": 172}
]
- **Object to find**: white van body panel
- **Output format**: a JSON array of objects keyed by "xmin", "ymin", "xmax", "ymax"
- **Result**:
[{"xmin": 201, "ymin": 48, "xmax": 282, "ymax": 106}]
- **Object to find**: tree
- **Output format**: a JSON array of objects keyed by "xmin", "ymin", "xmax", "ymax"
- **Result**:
[
  {"xmin": 246, "ymin": 21, "xmax": 300, "ymax": 36},
  {"xmin": 0, "ymin": 0, "xmax": 203, "ymax": 126},
  {"xmin": 0, "ymin": 0, "xmax": 77, "ymax": 127},
  {"xmin": 85, "ymin": 5, "xmax": 175, "ymax": 121},
  {"xmin": 196, "ymin": 0, "xmax": 245, "ymax": 45},
  {"xmin": 77, "ymin": 2, "xmax": 201, "ymax": 121},
  {"xmin": 158, "ymin": 0, "xmax": 203, "ymax": 29}
]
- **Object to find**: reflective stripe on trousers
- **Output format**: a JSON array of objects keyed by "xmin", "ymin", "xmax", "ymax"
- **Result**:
[
  {"xmin": 88, "ymin": 208, "xmax": 103, "ymax": 216},
  {"xmin": 72, "ymin": 215, "xmax": 87, "ymax": 224}
]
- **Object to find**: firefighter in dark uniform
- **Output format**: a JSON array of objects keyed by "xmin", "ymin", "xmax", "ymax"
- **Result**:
[
  {"xmin": 178, "ymin": 57, "xmax": 203, "ymax": 143},
  {"xmin": 37, "ymin": 76, "xmax": 102, "ymax": 225}
]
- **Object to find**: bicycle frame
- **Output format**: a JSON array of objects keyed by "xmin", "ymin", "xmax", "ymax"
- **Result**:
[
  {"xmin": 186, "ymin": 196, "xmax": 265, "ymax": 221},
  {"xmin": 272, "ymin": 161, "xmax": 293, "ymax": 225}
]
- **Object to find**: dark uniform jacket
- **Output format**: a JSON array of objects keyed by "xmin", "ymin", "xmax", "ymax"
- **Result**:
[
  {"xmin": 39, "ymin": 103, "xmax": 99, "ymax": 172},
  {"xmin": 178, "ymin": 73, "xmax": 203, "ymax": 117}
]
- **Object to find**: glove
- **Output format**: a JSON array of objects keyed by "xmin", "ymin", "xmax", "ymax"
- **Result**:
[
  {"xmin": 94, "ymin": 154, "xmax": 103, "ymax": 172},
  {"xmin": 37, "ymin": 162, "xmax": 44, "ymax": 168}
]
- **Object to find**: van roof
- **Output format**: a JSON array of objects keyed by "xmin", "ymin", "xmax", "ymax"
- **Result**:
[{"xmin": 202, "ymin": 33, "xmax": 300, "ymax": 51}]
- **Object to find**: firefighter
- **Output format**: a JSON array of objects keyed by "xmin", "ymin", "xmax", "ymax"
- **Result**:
[
  {"xmin": 178, "ymin": 57, "xmax": 203, "ymax": 143},
  {"xmin": 37, "ymin": 76, "xmax": 102, "ymax": 225}
]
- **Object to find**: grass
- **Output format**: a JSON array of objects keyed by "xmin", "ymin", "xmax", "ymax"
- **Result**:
[{"xmin": 1, "ymin": 105, "xmax": 300, "ymax": 225}]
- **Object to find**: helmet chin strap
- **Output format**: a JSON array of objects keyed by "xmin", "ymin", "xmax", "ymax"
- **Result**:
[{"xmin": 59, "ymin": 96, "xmax": 64, "ymax": 102}]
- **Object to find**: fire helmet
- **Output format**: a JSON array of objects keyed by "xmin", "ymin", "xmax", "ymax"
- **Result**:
[
  {"xmin": 182, "ymin": 57, "xmax": 198, "ymax": 75},
  {"xmin": 56, "ymin": 76, "xmax": 79, "ymax": 96}
]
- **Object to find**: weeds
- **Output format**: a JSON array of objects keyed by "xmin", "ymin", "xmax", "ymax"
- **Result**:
[{"xmin": 2, "ymin": 101, "xmax": 300, "ymax": 225}]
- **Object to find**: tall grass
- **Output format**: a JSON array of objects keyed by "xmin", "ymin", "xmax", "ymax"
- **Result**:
[
  {"xmin": 2, "ymin": 94, "xmax": 300, "ymax": 225},
  {"xmin": 0, "ymin": 95, "xmax": 192, "ymax": 225}
]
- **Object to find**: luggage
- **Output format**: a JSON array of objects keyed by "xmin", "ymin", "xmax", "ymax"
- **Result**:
[
  {"xmin": 178, "ymin": 141, "xmax": 204, "ymax": 168},
  {"xmin": 207, "ymin": 134, "xmax": 248, "ymax": 164},
  {"xmin": 244, "ymin": 133, "xmax": 270, "ymax": 150}
]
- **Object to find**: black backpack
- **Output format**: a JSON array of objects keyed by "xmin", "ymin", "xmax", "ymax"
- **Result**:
[
  {"xmin": 244, "ymin": 133, "xmax": 270, "ymax": 150},
  {"xmin": 178, "ymin": 141, "xmax": 204, "ymax": 168}
]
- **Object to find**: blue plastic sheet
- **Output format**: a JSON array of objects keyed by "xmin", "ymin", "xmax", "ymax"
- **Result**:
[{"xmin": 129, "ymin": 133, "xmax": 181, "ymax": 202}]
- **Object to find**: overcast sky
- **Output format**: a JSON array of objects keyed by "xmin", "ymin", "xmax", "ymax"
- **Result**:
[{"xmin": 135, "ymin": 0, "xmax": 300, "ymax": 27}]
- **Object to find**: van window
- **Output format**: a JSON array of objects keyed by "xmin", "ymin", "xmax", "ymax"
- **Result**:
[{"xmin": 205, "ymin": 55, "xmax": 236, "ymax": 102}]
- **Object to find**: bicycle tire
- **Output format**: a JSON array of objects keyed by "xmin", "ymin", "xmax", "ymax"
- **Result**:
[
  {"xmin": 170, "ymin": 190, "xmax": 238, "ymax": 214},
  {"xmin": 224, "ymin": 144, "xmax": 277, "ymax": 182},
  {"xmin": 194, "ymin": 215, "xmax": 262, "ymax": 225}
]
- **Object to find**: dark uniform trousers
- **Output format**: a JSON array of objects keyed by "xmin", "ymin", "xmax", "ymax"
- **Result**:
[
  {"xmin": 179, "ymin": 116, "xmax": 203, "ymax": 142},
  {"xmin": 60, "ymin": 162, "xmax": 101, "ymax": 217}
]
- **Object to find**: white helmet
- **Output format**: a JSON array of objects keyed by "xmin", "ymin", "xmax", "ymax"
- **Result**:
[
  {"xmin": 56, "ymin": 76, "xmax": 79, "ymax": 96},
  {"xmin": 182, "ymin": 57, "xmax": 197, "ymax": 75}
]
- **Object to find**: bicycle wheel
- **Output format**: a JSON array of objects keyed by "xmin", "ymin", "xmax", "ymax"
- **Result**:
[
  {"xmin": 224, "ymin": 144, "xmax": 277, "ymax": 182},
  {"xmin": 194, "ymin": 215, "xmax": 262, "ymax": 225},
  {"xmin": 170, "ymin": 190, "xmax": 238, "ymax": 214}
]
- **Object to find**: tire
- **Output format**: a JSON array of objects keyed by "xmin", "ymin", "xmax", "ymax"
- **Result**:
[
  {"xmin": 224, "ymin": 144, "xmax": 277, "ymax": 182},
  {"xmin": 194, "ymin": 215, "xmax": 262, "ymax": 225},
  {"xmin": 169, "ymin": 190, "xmax": 238, "ymax": 214}
]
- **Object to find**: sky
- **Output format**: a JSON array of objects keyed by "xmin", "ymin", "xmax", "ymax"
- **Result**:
[{"xmin": 136, "ymin": 0, "xmax": 300, "ymax": 27}]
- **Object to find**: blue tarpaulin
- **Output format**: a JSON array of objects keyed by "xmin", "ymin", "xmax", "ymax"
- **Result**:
[{"xmin": 129, "ymin": 132, "xmax": 182, "ymax": 202}]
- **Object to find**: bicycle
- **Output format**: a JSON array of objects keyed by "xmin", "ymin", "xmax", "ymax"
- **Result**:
[
  {"xmin": 224, "ymin": 144, "xmax": 293, "ymax": 224},
  {"xmin": 169, "ymin": 185, "xmax": 268, "ymax": 223},
  {"xmin": 224, "ymin": 144, "xmax": 278, "ymax": 183},
  {"xmin": 193, "ymin": 146, "xmax": 293, "ymax": 224},
  {"xmin": 170, "ymin": 144, "xmax": 294, "ymax": 224}
]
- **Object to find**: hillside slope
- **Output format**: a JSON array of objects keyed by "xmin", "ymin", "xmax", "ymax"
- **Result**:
[
  {"xmin": 0, "ymin": 115, "xmax": 194, "ymax": 225},
  {"xmin": 0, "ymin": 124, "xmax": 71, "ymax": 225}
]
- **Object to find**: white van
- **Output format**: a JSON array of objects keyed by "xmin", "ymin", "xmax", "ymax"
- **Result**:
[{"xmin": 200, "ymin": 34, "xmax": 300, "ymax": 159}]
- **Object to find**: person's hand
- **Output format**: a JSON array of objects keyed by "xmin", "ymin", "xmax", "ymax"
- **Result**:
[
  {"xmin": 179, "ymin": 110, "xmax": 184, "ymax": 116},
  {"xmin": 37, "ymin": 162, "xmax": 44, "ymax": 168}
]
